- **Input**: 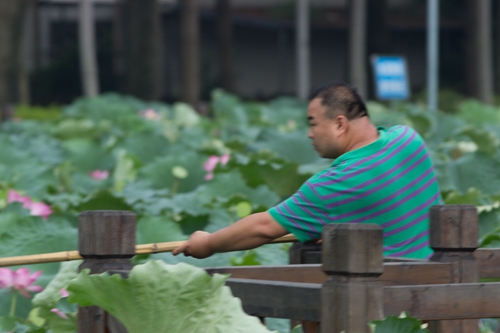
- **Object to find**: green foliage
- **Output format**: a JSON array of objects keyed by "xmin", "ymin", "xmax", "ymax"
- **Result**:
[
  {"xmin": 68, "ymin": 261, "xmax": 276, "ymax": 333},
  {"xmin": 15, "ymin": 105, "xmax": 62, "ymax": 121},
  {"xmin": 369, "ymin": 312, "xmax": 431, "ymax": 333},
  {"xmin": 2, "ymin": 91, "xmax": 500, "ymax": 332},
  {"xmin": 31, "ymin": 261, "xmax": 80, "ymax": 333}
]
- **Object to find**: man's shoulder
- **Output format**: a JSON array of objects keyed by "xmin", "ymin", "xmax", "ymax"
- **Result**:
[
  {"xmin": 386, "ymin": 125, "xmax": 424, "ymax": 143},
  {"xmin": 387, "ymin": 124, "xmax": 416, "ymax": 135}
]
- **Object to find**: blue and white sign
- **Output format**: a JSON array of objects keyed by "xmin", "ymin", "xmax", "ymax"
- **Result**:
[{"xmin": 371, "ymin": 55, "xmax": 410, "ymax": 100}]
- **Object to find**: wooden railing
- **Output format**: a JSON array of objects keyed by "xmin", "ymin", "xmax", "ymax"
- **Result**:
[
  {"xmin": 209, "ymin": 205, "xmax": 500, "ymax": 333},
  {"xmin": 1, "ymin": 205, "xmax": 498, "ymax": 333}
]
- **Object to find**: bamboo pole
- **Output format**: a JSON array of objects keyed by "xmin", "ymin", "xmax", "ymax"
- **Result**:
[{"xmin": 0, "ymin": 234, "xmax": 298, "ymax": 267}]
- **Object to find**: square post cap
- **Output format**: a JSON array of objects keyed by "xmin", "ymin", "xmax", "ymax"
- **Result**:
[
  {"xmin": 322, "ymin": 224, "xmax": 383, "ymax": 275},
  {"xmin": 429, "ymin": 205, "xmax": 478, "ymax": 250},
  {"xmin": 78, "ymin": 210, "xmax": 136, "ymax": 256}
]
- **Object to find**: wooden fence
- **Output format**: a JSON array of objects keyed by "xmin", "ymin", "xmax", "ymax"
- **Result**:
[{"xmin": 3, "ymin": 204, "xmax": 500, "ymax": 333}]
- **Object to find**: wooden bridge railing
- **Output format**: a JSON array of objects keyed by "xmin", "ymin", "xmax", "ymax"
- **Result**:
[
  {"xmin": 210, "ymin": 205, "xmax": 500, "ymax": 333},
  {"xmin": 2, "ymin": 204, "xmax": 499, "ymax": 333}
]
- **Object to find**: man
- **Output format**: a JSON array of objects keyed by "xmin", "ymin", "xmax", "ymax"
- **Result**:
[{"xmin": 173, "ymin": 82, "xmax": 442, "ymax": 260}]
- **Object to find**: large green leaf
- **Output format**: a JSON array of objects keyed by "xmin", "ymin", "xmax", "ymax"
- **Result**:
[
  {"xmin": 235, "ymin": 151, "xmax": 312, "ymax": 197},
  {"xmin": 0, "ymin": 214, "xmax": 78, "ymax": 283},
  {"xmin": 61, "ymin": 139, "xmax": 114, "ymax": 172},
  {"xmin": 196, "ymin": 170, "xmax": 280, "ymax": 208},
  {"xmin": 32, "ymin": 261, "xmax": 80, "ymax": 333},
  {"xmin": 459, "ymin": 126, "xmax": 500, "ymax": 156},
  {"xmin": 68, "ymin": 261, "xmax": 275, "ymax": 333},
  {"xmin": 453, "ymin": 153, "xmax": 500, "ymax": 195},
  {"xmin": 136, "ymin": 216, "xmax": 186, "ymax": 244},
  {"xmin": 76, "ymin": 189, "xmax": 133, "ymax": 211},
  {"xmin": 0, "ymin": 214, "xmax": 77, "ymax": 318},
  {"xmin": 250, "ymin": 129, "xmax": 319, "ymax": 165},
  {"xmin": 139, "ymin": 151, "xmax": 206, "ymax": 192},
  {"xmin": 116, "ymin": 132, "xmax": 169, "ymax": 164},
  {"xmin": 457, "ymin": 100, "xmax": 500, "ymax": 126},
  {"xmin": 33, "ymin": 261, "xmax": 81, "ymax": 308}
]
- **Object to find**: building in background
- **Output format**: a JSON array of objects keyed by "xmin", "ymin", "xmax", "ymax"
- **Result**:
[{"xmin": 23, "ymin": 0, "xmax": 486, "ymax": 105}]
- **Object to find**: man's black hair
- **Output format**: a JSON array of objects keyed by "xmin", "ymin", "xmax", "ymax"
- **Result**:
[{"xmin": 309, "ymin": 82, "xmax": 368, "ymax": 120}]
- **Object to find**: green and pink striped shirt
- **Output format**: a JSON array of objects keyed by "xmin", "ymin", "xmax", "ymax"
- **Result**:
[{"xmin": 268, "ymin": 125, "xmax": 442, "ymax": 259}]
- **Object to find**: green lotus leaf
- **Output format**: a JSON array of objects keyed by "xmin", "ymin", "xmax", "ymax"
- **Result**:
[
  {"xmin": 458, "ymin": 100, "xmax": 500, "ymax": 126},
  {"xmin": 230, "ymin": 250, "xmax": 260, "ymax": 266},
  {"xmin": 61, "ymin": 139, "xmax": 114, "ymax": 172},
  {"xmin": 136, "ymin": 216, "xmax": 187, "ymax": 244},
  {"xmin": 173, "ymin": 102, "xmax": 200, "ymax": 128},
  {"xmin": 113, "ymin": 150, "xmax": 141, "ymax": 192},
  {"xmin": 68, "ymin": 261, "xmax": 276, "ymax": 333},
  {"xmin": 0, "ymin": 214, "xmax": 78, "ymax": 318},
  {"xmin": 116, "ymin": 132, "xmax": 170, "ymax": 164},
  {"xmin": 250, "ymin": 129, "xmax": 319, "ymax": 165},
  {"xmin": 459, "ymin": 126, "xmax": 500, "ymax": 156},
  {"xmin": 139, "ymin": 151, "xmax": 206, "ymax": 192},
  {"xmin": 235, "ymin": 152, "xmax": 312, "ymax": 197},
  {"xmin": 33, "ymin": 260, "xmax": 81, "ymax": 308},
  {"xmin": 76, "ymin": 189, "xmax": 133, "ymax": 211},
  {"xmin": 453, "ymin": 153, "xmax": 500, "ymax": 195},
  {"xmin": 196, "ymin": 170, "xmax": 280, "ymax": 208},
  {"xmin": 370, "ymin": 312, "xmax": 430, "ymax": 333}
]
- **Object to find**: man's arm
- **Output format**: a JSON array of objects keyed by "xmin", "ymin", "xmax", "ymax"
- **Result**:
[{"xmin": 172, "ymin": 211, "xmax": 288, "ymax": 259}]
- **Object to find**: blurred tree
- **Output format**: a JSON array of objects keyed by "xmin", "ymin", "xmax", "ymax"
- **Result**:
[
  {"xmin": 113, "ymin": 0, "xmax": 126, "ymax": 91},
  {"xmin": 181, "ymin": 0, "xmax": 200, "ymax": 106},
  {"xmin": 0, "ymin": 0, "xmax": 30, "ymax": 121},
  {"xmin": 79, "ymin": 0, "xmax": 100, "ymax": 97},
  {"xmin": 496, "ymin": 1, "xmax": 500, "ymax": 96},
  {"xmin": 466, "ymin": 0, "xmax": 493, "ymax": 104},
  {"xmin": 122, "ymin": 0, "xmax": 160, "ymax": 100},
  {"xmin": 216, "ymin": 0, "xmax": 235, "ymax": 93},
  {"xmin": 366, "ymin": 0, "xmax": 389, "ymax": 99},
  {"xmin": 349, "ymin": 0, "xmax": 367, "ymax": 99}
]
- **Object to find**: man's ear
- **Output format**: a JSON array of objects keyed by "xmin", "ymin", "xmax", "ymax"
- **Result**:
[{"xmin": 335, "ymin": 115, "xmax": 349, "ymax": 133}]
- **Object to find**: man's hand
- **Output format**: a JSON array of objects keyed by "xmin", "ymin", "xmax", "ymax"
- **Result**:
[
  {"xmin": 172, "ymin": 212, "xmax": 288, "ymax": 259},
  {"xmin": 172, "ymin": 231, "xmax": 214, "ymax": 259}
]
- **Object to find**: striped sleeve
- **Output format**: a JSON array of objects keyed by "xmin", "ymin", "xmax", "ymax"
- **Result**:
[{"xmin": 268, "ymin": 179, "xmax": 327, "ymax": 242}]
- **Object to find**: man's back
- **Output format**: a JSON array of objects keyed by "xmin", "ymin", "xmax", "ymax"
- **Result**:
[{"xmin": 269, "ymin": 125, "xmax": 442, "ymax": 259}]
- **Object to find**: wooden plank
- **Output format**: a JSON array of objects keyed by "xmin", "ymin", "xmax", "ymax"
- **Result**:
[
  {"xmin": 226, "ymin": 278, "xmax": 321, "ymax": 321},
  {"xmin": 381, "ymin": 262, "xmax": 452, "ymax": 286},
  {"xmin": 475, "ymin": 248, "xmax": 500, "ymax": 278},
  {"xmin": 207, "ymin": 261, "xmax": 451, "ymax": 286},
  {"xmin": 207, "ymin": 264, "xmax": 327, "ymax": 284},
  {"xmin": 229, "ymin": 279, "xmax": 500, "ymax": 323},
  {"xmin": 384, "ymin": 282, "xmax": 500, "ymax": 320}
]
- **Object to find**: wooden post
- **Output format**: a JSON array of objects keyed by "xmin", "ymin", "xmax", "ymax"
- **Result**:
[
  {"xmin": 289, "ymin": 241, "xmax": 322, "ymax": 265},
  {"xmin": 77, "ymin": 210, "xmax": 136, "ymax": 333},
  {"xmin": 429, "ymin": 205, "xmax": 479, "ymax": 333},
  {"xmin": 321, "ymin": 224, "xmax": 384, "ymax": 333},
  {"xmin": 289, "ymin": 241, "xmax": 321, "ymax": 329}
]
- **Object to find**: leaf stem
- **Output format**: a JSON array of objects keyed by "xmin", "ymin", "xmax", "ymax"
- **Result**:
[
  {"xmin": 9, "ymin": 292, "xmax": 17, "ymax": 317},
  {"xmin": 171, "ymin": 178, "xmax": 180, "ymax": 196}
]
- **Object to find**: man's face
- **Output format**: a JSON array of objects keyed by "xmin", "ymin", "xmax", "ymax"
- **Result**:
[{"xmin": 307, "ymin": 98, "xmax": 344, "ymax": 159}]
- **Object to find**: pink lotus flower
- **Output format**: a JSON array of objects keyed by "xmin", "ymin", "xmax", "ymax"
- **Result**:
[
  {"xmin": 7, "ymin": 189, "xmax": 53, "ymax": 220},
  {"xmin": 60, "ymin": 288, "xmax": 69, "ymax": 298},
  {"xmin": 50, "ymin": 308, "xmax": 69, "ymax": 319},
  {"xmin": 29, "ymin": 202, "xmax": 53, "ymax": 220},
  {"xmin": 203, "ymin": 154, "xmax": 230, "ymax": 181},
  {"xmin": 90, "ymin": 170, "xmax": 109, "ymax": 180},
  {"xmin": 0, "ymin": 268, "xmax": 43, "ymax": 298},
  {"xmin": 7, "ymin": 189, "xmax": 32, "ymax": 208},
  {"xmin": 138, "ymin": 108, "xmax": 161, "ymax": 121}
]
